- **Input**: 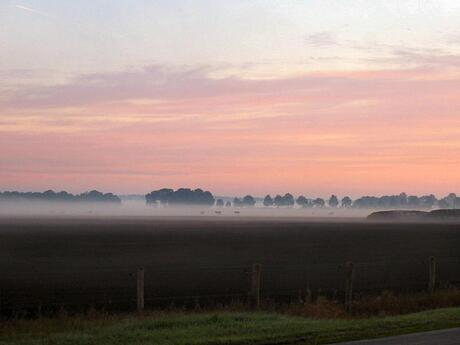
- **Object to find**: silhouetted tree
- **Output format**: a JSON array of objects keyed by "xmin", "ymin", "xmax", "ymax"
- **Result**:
[
  {"xmin": 341, "ymin": 196, "xmax": 352, "ymax": 208},
  {"xmin": 313, "ymin": 198, "xmax": 325, "ymax": 208},
  {"xmin": 145, "ymin": 188, "xmax": 174, "ymax": 205},
  {"xmin": 57, "ymin": 191, "xmax": 74, "ymax": 201},
  {"xmin": 263, "ymin": 195, "xmax": 273, "ymax": 207},
  {"xmin": 398, "ymin": 192, "xmax": 408, "ymax": 206},
  {"xmin": 225, "ymin": 201, "xmax": 232, "ymax": 207},
  {"xmin": 274, "ymin": 193, "xmax": 295, "ymax": 207},
  {"xmin": 352, "ymin": 196, "xmax": 380, "ymax": 208},
  {"xmin": 146, "ymin": 188, "xmax": 214, "ymax": 206},
  {"xmin": 296, "ymin": 195, "xmax": 310, "ymax": 207},
  {"xmin": 273, "ymin": 195, "xmax": 283, "ymax": 207},
  {"xmin": 419, "ymin": 194, "xmax": 436, "ymax": 208},
  {"xmin": 447, "ymin": 193, "xmax": 458, "ymax": 208},
  {"xmin": 351, "ymin": 192, "xmax": 440, "ymax": 209},
  {"xmin": 242, "ymin": 195, "xmax": 256, "ymax": 207},
  {"xmin": 407, "ymin": 195, "xmax": 420, "ymax": 207},
  {"xmin": 438, "ymin": 198, "xmax": 450, "ymax": 209},
  {"xmin": 231, "ymin": 195, "xmax": 257, "ymax": 207},
  {"xmin": 215, "ymin": 199, "xmax": 224, "ymax": 207},
  {"xmin": 233, "ymin": 197, "xmax": 243, "ymax": 207},
  {"xmin": 0, "ymin": 190, "xmax": 121, "ymax": 203},
  {"xmin": 455, "ymin": 198, "xmax": 460, "ymax": 209},
  {"xmin": 438, "ymin": 193, "xmax": 458, "ymax": 209},
  {"xmin": 79, "ymin": 190, "xmax": 121, "ymax": 203},
  {"xmin": 284, "ymin": 193, "xmax": 295, "ymax": 207},
  {"xmin": 328, "ymin": 195, "xmax": 339, "ymax": 208},
  {"xmin": 378, "ymin": 194, "xmax": 406, "ymax": 208}
]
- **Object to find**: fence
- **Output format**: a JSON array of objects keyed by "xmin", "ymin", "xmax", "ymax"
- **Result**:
[{"xmin": 1, "ymin": 255, "xmax": 459, "ymax": 315}]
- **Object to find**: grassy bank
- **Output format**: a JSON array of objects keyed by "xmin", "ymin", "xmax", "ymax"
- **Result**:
[{"xmin": 1, "ymin": 308, "xmax": 460, "ymax": 345}]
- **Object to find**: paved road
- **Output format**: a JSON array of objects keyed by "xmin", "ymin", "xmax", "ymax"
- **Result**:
[{"xmin": 331, "ymin": 328, "xmax": 460, "ymax": 345}]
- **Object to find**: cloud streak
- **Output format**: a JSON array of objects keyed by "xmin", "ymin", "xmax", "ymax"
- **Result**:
[
  {"xmin": 15, "ymin": 4, "xmax": 49, "ymax": 17},
  {"xmin": 1, "ymin": 59, "xmax": 460, "ymax": 195},
  {"xmin": 305, "ymin": 32, "xmax": 338, "ymax": 47}
]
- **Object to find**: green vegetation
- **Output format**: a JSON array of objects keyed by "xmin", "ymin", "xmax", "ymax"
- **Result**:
[{"xmin": 2, "ymin": 308, "xmax": 460, "ymax": 345}]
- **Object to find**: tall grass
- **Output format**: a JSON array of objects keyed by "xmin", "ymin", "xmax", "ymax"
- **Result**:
[{"xmin": 279, "ymin": 288, "xmax": 460, "ymax": 319}]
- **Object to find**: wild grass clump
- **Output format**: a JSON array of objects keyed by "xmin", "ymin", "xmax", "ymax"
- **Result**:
[
  {"xmin": 351, "ymin": 289, "xmax": 460, "ymax": 316},
  {"xmin": 278, "ymin": 288, "xmax": 460, "ymax": 319},
  {"xmin": 3, "ymin": 288, "xmax": 460, "ymax": 324}
]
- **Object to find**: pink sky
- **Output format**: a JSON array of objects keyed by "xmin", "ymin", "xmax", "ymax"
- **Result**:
[
  {"xmin": 1, "ymin": 1, "xmax": 460, "ymax": 197},
  {"xmin": 1, "ymin": 64, "xmax": 460, "ymax": 197}
]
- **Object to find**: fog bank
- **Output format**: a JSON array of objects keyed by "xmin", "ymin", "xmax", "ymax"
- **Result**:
[{"xmin": 0, "ymin": 200, "xmax": 375, "ymax": 218}]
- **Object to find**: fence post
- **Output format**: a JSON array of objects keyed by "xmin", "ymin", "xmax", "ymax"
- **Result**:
[
  {"xmin": 137, "ymin": 267, "xmax": 145, "ymax": 313},
  {"xmin": 250, "ymin": 263, "xmax": 261, "ymax": 308},
  {"xmin": 344, "ymin": 261, "xmax": 354, "ymax": 312},
  {"xmin": 428, "ymin": 256, "xmax": 436, "ymax": 296},
  {"xmin": 306, "ymin": 284, "xmax": 312, "ymax": 304}
]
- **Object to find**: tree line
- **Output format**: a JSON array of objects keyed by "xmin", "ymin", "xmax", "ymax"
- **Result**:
[
  {"xmin": 243, "ymin": 192, "xmax": 458, "ymax": 209},
  {"xmin": 146, "ymin": 188, "xmax": 215, "ymax": 206},
  {"xmin": 145, "ymin": 189, "xmax": 459, "ymax": 209},
  {"xmin": 2, "ymin": 188, "xmax": 458, "ymax": 209},
  {"xmin": 0, "ymin": 190, "xmax": 121, "ymax": 203}
]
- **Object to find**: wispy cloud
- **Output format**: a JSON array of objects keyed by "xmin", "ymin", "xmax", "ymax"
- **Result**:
[
  {"xmin": 2, "ymin": 62, "xmax": 460, "ymax": 195},
  {"xmin": 305, "ymin": 32, "xmax": 338, "ymax": 48},
  {"xmin": 15, "ymin": 4, "xmax": 49, "ymax": 17}
]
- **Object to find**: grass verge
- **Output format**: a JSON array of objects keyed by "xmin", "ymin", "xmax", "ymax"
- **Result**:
[{"xmin": 1, "ymin": 307, "xmax": 460, "ymax": 345}]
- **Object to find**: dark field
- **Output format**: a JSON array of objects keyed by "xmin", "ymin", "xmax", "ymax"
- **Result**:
[{"xmin": 1, "ymin": 217, "xmax": 460, "ymax": 313}]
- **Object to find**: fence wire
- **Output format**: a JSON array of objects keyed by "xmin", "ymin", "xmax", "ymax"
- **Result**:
[{"xmin": 1, "ymin": 256, "xmax": 460, "ymax": 313}]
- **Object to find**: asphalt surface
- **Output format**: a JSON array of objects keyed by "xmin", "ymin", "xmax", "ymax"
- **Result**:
[{"xmin": 331, "ymin": 328, "xmax": 460, "ymax": 344}]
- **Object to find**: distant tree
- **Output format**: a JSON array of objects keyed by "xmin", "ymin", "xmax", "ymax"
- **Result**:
[
  {"xmin": 57, "ymin": 191, "xmax": 74, "ymax": 201},
  {"xmin": 0, "ymin": 190, "xmax": 121, "ymax": 203},
  {"xmin": 274, "ymin": 193, "xmax": 295, "ymax": 207},
  {"xmin": 313, "ymin": 198, "xmax": 325, "ymax": 208},
  {"xmin": 233, "ymin": 197, "xmax": 243, "ymax": 207},
  {"xmin": 447, "ymin": 193, "xmax": 458, "ymax": 208},
  {"xmin": 438, "ymin": 193, "xmax": 458, "ymax": 209},
  {"xmin": 398, "ymin": 192, "xmax": 408, "ymax": 206},
  {"xmin": 76, "ymin": 190, "xmax": 121, "ymax": 203},
  {"xmin": 296, "ymin": 195, "xmax": 309, "ymax": 207},
  {"xmin": 215, "ymin": 199, "xmax": 224, "ymax": 207},
  {"xmin": 263, "ymin": 195, "xmax": 273, "ymax": 207},
  {"xmin": 145, "ymin": 188, "xmax": 174, "ymax": 205},
  {"xmin": 284, "ymin": 193, "xmax": 295, "ymax": 207},
  {"xmin": 350, "ymin": 192, "xmax": 439, "ymax": 209},
  {"xmin": 168, "ymin": 188, "xmax": 214, "ymax": 205},
  {"xmin": 43, "ymin": 190, "xmax": 55, "ymax": 199},
  {"xmin": 273, "ymin": 195, "xmax": 283, "ymax": 207},
  {"xmin": 225, "ymin": 201, "xmax": 232, "ymax": 207},
  {"xmin": 419, "ymin": 194, "xmax": 437, "ymax": 209},
  {"xmin": 242, "ymin": 195, "xmax": 256, "ymax": 207},
  {"xmin": 146, "ymin": 188, "xmax": 214, "ymax": 206},
  {"xmin": 455, "ymin": 198, "xmax": 460, "ymax": 209},
  {"xmin": 352, "ymin": 196, "xmax": 380, "ymax": 208},
  {"xmin": 407, "ymin": 195, "xmax": 420, "ymax": 207},
  {"xmin": 438, "ymin": 198, "xmax": 450, "ymax": 209},
  {"xmin": 328, "ymin": 195, "xmax": 339, "ymax": 208},
  {"xmin": 341, "ymin": 196, "xmax": 352, "ymax": 208}
]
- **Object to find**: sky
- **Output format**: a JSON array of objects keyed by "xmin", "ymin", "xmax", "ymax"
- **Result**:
[{"xmin": 1, "ymin": 0, "xmax": 460, "ymax": 197}]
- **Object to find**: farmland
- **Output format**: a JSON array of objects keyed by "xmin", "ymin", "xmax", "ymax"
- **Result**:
[{"xmin": 0, "ymin": 216, "xmax": 460, "ymax": 313}]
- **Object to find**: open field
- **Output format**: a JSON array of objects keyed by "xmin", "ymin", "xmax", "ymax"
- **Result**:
[
  {"xmin": 0, "ymin": 217, "xmax": 460, "ymax": 313},
  {"xmin": 2, "ymin": 308, "xmax": 460, "ymax": 345}
]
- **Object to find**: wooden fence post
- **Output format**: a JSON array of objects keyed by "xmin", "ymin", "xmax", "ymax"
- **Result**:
[
  {"xmin": 428, "ymin": 256, "xmax": 436, "ymax": 296},
  {"xmin": 137, "ymin": 268, "xmax": 145, "ymax": 313},
  {"xmin": 250, "ymin": 263, "xmax": 261, "ymax": 308},
  {"xmin": 344, "ymin": 261, "xmax": 354, "ymax": 312},
  {"xmin": 305, "ymin": 284, "xmax": 312, "ymax": 304}
]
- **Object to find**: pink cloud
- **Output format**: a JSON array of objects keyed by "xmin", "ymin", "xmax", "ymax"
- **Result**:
[{"xmin": 1, "ymin": 63, "xmax": 460, "ymax": 195}]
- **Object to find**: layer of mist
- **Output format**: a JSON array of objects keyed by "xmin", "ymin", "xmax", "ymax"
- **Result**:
[{"xmin": 0, "ymin": 199, "xmax": 405, "ymax": 219}]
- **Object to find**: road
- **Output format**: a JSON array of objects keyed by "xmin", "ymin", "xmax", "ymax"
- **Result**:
[{"xmin": 331, "ymin": 327, "xmax": 460, "ymax": 345}]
